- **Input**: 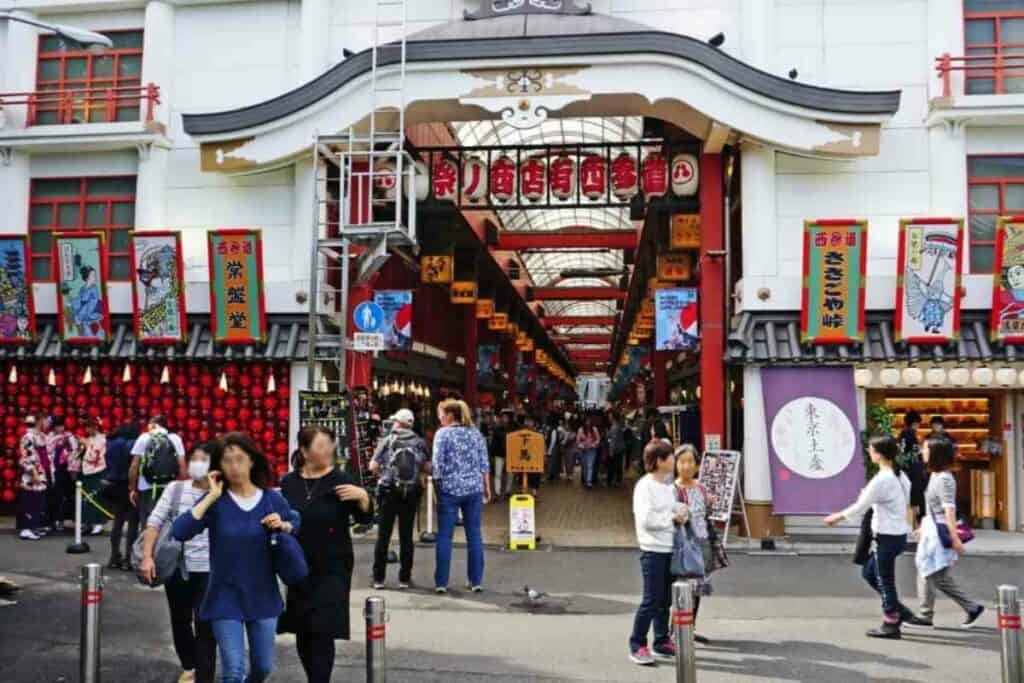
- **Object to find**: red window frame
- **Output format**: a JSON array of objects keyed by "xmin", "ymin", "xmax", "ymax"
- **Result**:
[
  {"xmin": 34, "ymin": 29, "xmax": 144, "ymax": 124},
  {"xmin": 967, "ymin": 154, "xmax": 1024, "ymax": 274},
  {"xmin": 29, "ymin": 176, "xmax": 137, "ymax": 282},
  {"xmin": 963, "ymin": 2, "xmax": 1024, "ymax": 94}
]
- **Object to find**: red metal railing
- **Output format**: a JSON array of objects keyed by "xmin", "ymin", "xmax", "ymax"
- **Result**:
[
  {"xmin": 936, "ymin": 52, "xmax": 1024, "ymax": 96},
  {"xmin": 0, "ymin": 83, "xmax": 160, "ymax": 126}
]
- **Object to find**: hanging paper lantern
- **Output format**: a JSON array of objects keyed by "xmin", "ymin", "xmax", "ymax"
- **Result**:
[
  {"xmin": 224, "ymin": 418, "xmax": 239, "ymax": 432},
  {"xmin": 949, "ymin": 367, "xmax": 970, "ymax": 386},
  {"xmin": 372, "ymin": 158, "xmax": 398, "ymax": 201},
  {"xmin": 641, "ymin": 151, "xmax": 668, "ymax": 198},
  {"xmin": 973, "ymin": 366, "xmax": 994, "ymax": 386},
  {"xmin": 549, "ymin": 154, "xmax": 576, "ymax": 201},
  {"xmin": 611, "ymin": 152, "xmax": 639, "ymax": 201},
  {"xmin": 432, "ymin": 157, "xmax": 458, "ymax": 202},
  {"xmin": 879, "ymin": 367, "xmax": 900, "ymax": 387},
  {"xmin": 462, "ymin": 156, "xmax": 488, "ymax": 202},
  {"xmin": 926, "ymin": 367, "xmax": 947, "ymax": 387},
  {"xmin": 853, "ymin": 367, "xmax": 873, "ymax": 387},
  {"xmin": 250, "ymin": 418, "xmax": 264, "ymax": 434},
  {"xmin": 519, "ymin": 156, "xmax": 547, "ymax": 203},
  {"xmin": 276, "ymin": 441, "xmax": 289, "ymax": 457},
  {"xmin": 671, "ymin": 153, "xmax": 699, "ymax": 197},
  {"xmin": 2, "ymin": 489, "xmax": 13, "ymax": 504},
  {"xmin": 580, "ymin": 155, "xmax": 607, "ymax": 200},
  {"xmin": 490, "ymin": 154, "xmax": 516, "ymax": 203},
  {"xmin": 996, "ymin": 367, "xmax": 1017, "ymax": 387},
  {"xmin": 901, "ymin": 366, "xmax": 923, "ymax": 387},
  {"xmin": 404, "ymin": 160, "xmax": 429, "ymax": 202}
]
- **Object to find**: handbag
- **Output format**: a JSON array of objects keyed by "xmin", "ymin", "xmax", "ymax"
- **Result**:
[
  {"xmin": 670, "ymin": 522, "xmax": 706, "ymax": 578},
  {"xmin": 932, "ymin": 509, "xmax": 974, "ymax": 549},
  {"xmin": 132, "ymin": 481, "xmax": 185, "ymax": 587},
  {"xmin": 269, "ymin": 531, "xmax": 309, "ymax": 586}
]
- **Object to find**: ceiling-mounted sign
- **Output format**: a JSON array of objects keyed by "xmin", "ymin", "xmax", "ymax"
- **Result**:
[
  {"xmin": 550, "ymin": 154, "xmax": 575, "ymax": 200},
  {"xmin": 992, "ymin": 216, "xmax": 1024, "ymax": 343},
  {"xmin": 450, "ymin": 281, "xmax": 478, "ymax": 304},
  {"xmin": 421, "ymin": 254, "xmax": 453, "ymax": 284},
  {"xmin": 580, "ymin": 155, "xmax": 606, "ymax": 200},
  {"xmin": 476, "ymin": 298, "xmax": 495, "ymax": 319},
  {"xmin": 671, "ymin": 214, "xmax": 701, "ymax": 249},
  {"xmin": 490, "ymin": 154, "xmax": 516, "ymax": 203},
  {"xmin": 520, "ymin": 156, "xmax": 547, "ymax": 203},
  {"xmin": 657, "ymin": 252, "xmax": 693, "ymax": 281},
  {"xmin": 489, "ymin": 312, "xmax": 509, "ymax": 331},
  {"xmin": 895, "ymin": 218, "xmax": 964, "ymax": 344},
  {"xmin": 800, "ymin": 219, "xmax": 867, "ymax": 345}
]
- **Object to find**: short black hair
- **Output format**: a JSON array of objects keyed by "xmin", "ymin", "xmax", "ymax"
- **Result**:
[
  {"xmin": 905, "ymin": 410, "xmax": 922, "ymax": 427},
  {"xmin": 869, "ymin": 434, "xmax": 900, "ymax": 462},
  {"xmin": 214, "ymin": 432, "xmax": 271, "ymax": 489},
  {"xmin": 926, "ymin": 436, "xmax": 956, "ymax": 472},
  {"xmin": 930, "ymin": 415, "xmax": 945, "ymax": 427},
  {"xmin": 188, "ymin": 441, "xmax": 220, "ymax": 461}
]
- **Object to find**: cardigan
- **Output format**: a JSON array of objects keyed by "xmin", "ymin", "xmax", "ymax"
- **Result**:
[{"xmin": 172, "ymin": 488, "xmax": 300, "ymax": 622}]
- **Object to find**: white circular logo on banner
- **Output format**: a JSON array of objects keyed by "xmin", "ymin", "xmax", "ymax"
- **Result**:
[{"xmin": 769, "ymin": 397, "xmax": 856, "ymax": 479}]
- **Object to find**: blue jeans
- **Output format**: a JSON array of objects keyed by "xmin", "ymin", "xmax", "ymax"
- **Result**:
[
  {"xmin": 581, "ymin": 448, "xmax": 598, "ymax": 486},
  {"xmin": 630, "ymin": 551, "xmax": 673, "ymax": 652},
  {"xmin": 435, "ymin": 491, "xmax": 484, "ymax": 589},
  {"xmin": 210, "ymin": 618, "xmax": 277, "ymax": 683},
  {"xmin": 861, "ymin": 533, "xmax": 910, "ymax": 623}
]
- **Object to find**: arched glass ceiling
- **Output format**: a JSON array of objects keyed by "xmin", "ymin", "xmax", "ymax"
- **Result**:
[
  {"xmin": 546, "ymin": 300, "xmax": 618, "ymax": 319},
  {"xmin": 501, "ymin": 207, "xmax": 634, "ymax": 233},
  {"xmin": 455, "ymin": 117, "xmax": 643, "ymax": 148}
]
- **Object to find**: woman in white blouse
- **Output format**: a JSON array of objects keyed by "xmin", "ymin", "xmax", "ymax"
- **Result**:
[{"xmin": 824, "ymin": 435, "xmax": 913, "ymax": 640}]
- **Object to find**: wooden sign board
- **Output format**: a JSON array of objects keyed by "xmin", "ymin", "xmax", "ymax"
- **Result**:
[
  {"xmin": 421, "ymin": 254, "xmax": 453, "ymax": 284},
  {"xmin": 450, "ymin": 281, "xmax": 478, "ymax": 304},
  {"xmin": 476, "ymin": 298, "xmax": 495, "ymax": 319},
  {"xmin": 506, "ymin": 429, "xmax": 545, "ymax": 473},
  {"xmin": 489, "ymin": 312, "xmax": 508, "ymax": 331},
  {"xmin": 671, "ymin": 213, "xmax": 701, "ymax": 249},
  {"xmin": 657, "ymin": 252, "xmax": 693, "ymax": 281}
]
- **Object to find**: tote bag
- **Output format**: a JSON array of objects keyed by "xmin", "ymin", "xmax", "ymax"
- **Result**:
[
  {"xmin": 670, "ymin": 522, "xmax": 706, "ymax": 578},
  {"xmin": 132, "ymin": 481, "xmax": 185, "ymax": 586}
]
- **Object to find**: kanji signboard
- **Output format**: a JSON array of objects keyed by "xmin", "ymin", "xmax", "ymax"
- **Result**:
[
  {"xmin": 657, "ymin": 252, "xmax": 693, "ymax": 281},
  {"xmin": 450, "ymin": 281, "xmax": 478, "ymax": 304},
  {"xmin": 421, "ymin": 254, "xmax": 453, "ymax": 284},
  {"xmin": 506, "ymin": 429, "xmax": 545, "ymax": 474},
  {"xmin": 801, "ymin": 220, "xmax": 868, "ymax": 344},
  {"xmin": 670, "ymin": 213, "xmax": 701, "ymax": 249},
  {"xmin": 208, "ymin": 229, "xmax": 266, "ymax": 344}
]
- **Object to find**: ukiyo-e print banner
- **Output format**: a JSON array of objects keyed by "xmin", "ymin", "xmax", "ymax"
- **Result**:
[
  {"xmin": 131, "ymin": 232, "xmax": 187, "ymax": 344},
  {"xmin": 208, "ymin": 230, "xmax": 266, "ymax": 344},
  {"xmin": 991, "ymin": 217, "xmax": 1024, "ymax": 343},
  {"xmin": 55, "ymin": 232, "xmax": 110, "ymax": 343},
  {"xmin": 895, "ymin": 218, "xmax": 964, "ymax": 344},
  {"xmin": 761, "ymin": 367, "xmax": 863, "ymax": 515},
  {"xmin": 0, "ymin": 235, "xmax": 35, "ymax": 343},
  {"xmin": 801, "ymin": 220, "xmax": 867, "ymax": 344}
]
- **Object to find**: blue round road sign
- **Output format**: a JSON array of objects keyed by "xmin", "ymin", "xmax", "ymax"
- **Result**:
[{"xmin": 353, "ymin": 301, "xmax": 384, "ymax": 333}]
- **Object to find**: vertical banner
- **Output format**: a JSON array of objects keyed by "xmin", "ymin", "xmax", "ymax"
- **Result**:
[
  {"xmin": 478, "ymin": 344, "xmax": 499, "ymax": 384},
  {"xmin": 54, "ymin": 232, "xmax": 110, "ymax": 343},
  {"xmin": 374, "ymin": 290, "xmax": 413, "ymax": 351},
  {"xmin": 801, "ymin": 220, "xmax": 867, "ymax": 344},
  {"xmin": 991, "ymin": 216, "xmax": 1024, "ymax": 343},
  {"xmin": 895, "ymin": 218, "xmax": 964, "ymax": 343},
  {"xmin": 762, "ymin": 367, "xmax": 863, "ymax": 514},
  {"xmin": 208, "ymin": 229, "xmax": 266, "ymax": 344},
  {"xmin": 655, "ymin": 288, "xmax": 698, "ymax": 351},
  {"xmin": 0, "ymin": 235, "xmax": 35, "ymax": 343},
  {"xmin": 131, "ymin": 231, "xmax": 187, "ymax": 344}
]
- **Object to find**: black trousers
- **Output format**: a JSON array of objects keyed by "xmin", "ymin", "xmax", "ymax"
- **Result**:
[
  {"xmin": 607, "ymin": 450, "xmax": 625, "ymax": 487},
  {"xmin": 164, "ymin": 570, "xmax": 216, "ymax": 682},
  {"xmin": 108, "ymin": 493, "xmax": 137, "ymax": 563},
  {"xmin": 47, "ymin": 469, "xmax": 72, "ymax": 527},
  {"xmin": 296, "ymin": 631, "xmax": 335, "ymax": 683},
  {"xmin": 373, "ymin": 488, "xmax": 420, "ymax": 583}
]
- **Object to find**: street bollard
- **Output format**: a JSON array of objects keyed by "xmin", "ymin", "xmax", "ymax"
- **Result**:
[
  {"xmin": 998, "ymin": 585, "xmax": 1022, "ymax": 683},
  {"xmin": 80, "ymin": 563, "xmax": 103, "ymax": 683},
  {"xmin": 365, "ymin": 596, "xmax": 387, "ymax": 683},
  {"xmin": 672, "ymin": 580, "xmax": 697, "ymax": 683},
  {"xmin": 67, "ymin": 481, "xmax": 91, "ymax": 554},
  {"xmin": 419, "ymin": 476, "xmax": 436, "ymax": 544}
]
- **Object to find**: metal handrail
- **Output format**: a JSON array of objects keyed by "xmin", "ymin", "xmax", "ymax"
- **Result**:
[
  {"xmin": 935, "ymin": 52, "xmax": 1024, "ymax": 96},
  {"xmin": 0, "ymin": 82, "xmax": 160, "ymax": 126}
]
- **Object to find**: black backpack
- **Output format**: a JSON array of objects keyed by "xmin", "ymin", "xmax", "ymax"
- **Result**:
[
  {"xmin": 141, "ymin": 432, "xmax": 179, "ymax": 486},
  {"xmin": 386, "ymin": 437, "xmax": 420, "ymax": 494}
]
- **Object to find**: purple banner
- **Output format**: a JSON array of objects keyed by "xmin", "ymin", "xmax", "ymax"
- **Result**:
[{"xmin": 761, "ymin": 367, "xmax": 862, "ymax": 514}]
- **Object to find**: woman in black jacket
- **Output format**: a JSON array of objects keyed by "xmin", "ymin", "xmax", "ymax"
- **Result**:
[{"xmin": 279, "ymin": 425, "xmax": 373, "ymax": 683}]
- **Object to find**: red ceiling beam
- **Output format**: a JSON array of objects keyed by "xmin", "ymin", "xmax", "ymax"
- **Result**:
[
  {"xmin": 531, "ymin": 287, "xmax": 626, "ymax": 301},
  {"xmin": 568, "ymin": 350, "xmax": 611, "ymax": 361},
  {"xmin": 552, "ymin": 334, "xmax": 613, "ymax": 345},
  {"xmin": 542, "ymin": 316, "xmax": 616, "ymax": 327},
  {"xmin": 495, "ymin": 229, "xmax": 638, "ymax": 250}
]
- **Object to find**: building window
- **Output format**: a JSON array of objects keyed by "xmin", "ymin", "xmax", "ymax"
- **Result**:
[
  {"xmin": 35, "ymin": 30, "xmax": 144, "ymax": 124},
  {"xmin": 964, "ymin": 1, "xmax": 1024, "ymax": 94},
  {"xmin": 29, "ymin": 177, "xmax": 136, "ymax": 282},
  {"xmin": 967, "ymin": 155, "xmax": 1024, "ymax": 272}
]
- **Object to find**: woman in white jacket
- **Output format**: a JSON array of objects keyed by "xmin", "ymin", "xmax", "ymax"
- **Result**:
[{"xmin": 629, "ymin": 441, "xmax": 685, "ymax": 667}]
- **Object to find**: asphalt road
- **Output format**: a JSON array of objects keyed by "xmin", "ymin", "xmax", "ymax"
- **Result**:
[{"xmin": 0, "ymin": 531, "xmax": 1013, "ymax": 682}]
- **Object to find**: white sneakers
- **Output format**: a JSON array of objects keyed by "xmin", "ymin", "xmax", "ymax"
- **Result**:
[
  {"xmin": 89, "ymin": 525, "xmax": 105, "ymax": 536},
  {"xmin": 18, "ymin": 530, "xmax": 41, "ymax": 541}
]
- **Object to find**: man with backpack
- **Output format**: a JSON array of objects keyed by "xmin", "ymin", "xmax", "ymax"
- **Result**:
[
  {"xmin": 128, "ymin": 415, "xmax": 186, "ymax": 566},
  {"xmin": 369, "ymin": 409, "xmax": 428, "ymax": 589}
]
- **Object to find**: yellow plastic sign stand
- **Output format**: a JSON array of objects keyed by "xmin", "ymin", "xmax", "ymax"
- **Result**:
[{"xmin": 509, "ymin": 493, "xmax": 536, "ymax": 550}]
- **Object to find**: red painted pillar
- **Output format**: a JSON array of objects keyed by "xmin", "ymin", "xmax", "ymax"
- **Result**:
[
  {"xmin": 464, "ymin": 308, "xmax": 479, "ymax": 407},
  {"xmin": 652, "ymin": 350, "xmax": 668, "ymax": 406},
  {"xmin": 699, "ymin": 153, "xmax": 725, "ymax": 450},
  {"xmin": 345, "ymin": 283, "xmax": 373, "ymax": 389}
]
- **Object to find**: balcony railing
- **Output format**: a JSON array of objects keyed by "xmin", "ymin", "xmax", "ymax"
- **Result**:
[
  {"xmin": 0, "ymin": 83, "xmax": 160, "ymax": 127},
  {"xmin": 936, "ymin": 52, "xmax": 1024, "ymax": 96}
]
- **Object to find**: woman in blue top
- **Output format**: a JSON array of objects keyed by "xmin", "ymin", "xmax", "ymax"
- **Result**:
[
  {"xmin": 431, "ymin": 399, "xmax": 491, "ymax": 594},
  {"xmin": 173, "ymin": 433, "xmax": 300, "ymax": 683}
]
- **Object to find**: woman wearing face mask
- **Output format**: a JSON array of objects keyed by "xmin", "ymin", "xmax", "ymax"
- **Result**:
[
  {"xmin": 140, "ymin": 443, "xmax": 217, "ymax": 683},
  {"xmin": 172, "ymin": 433, "xmax": 300, "ymax": 683},
  {"xmin": 278, "ymin": 426, "xmax": 373, "ymax": 683}
]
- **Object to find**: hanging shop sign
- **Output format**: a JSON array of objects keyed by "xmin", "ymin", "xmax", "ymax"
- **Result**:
[
  {"xmin": 450, "ymin": 281, "xmax": 478, "ymax": 304},
  {"xmin": 432, "ymin": 158, "xmax": 458, "ymax": 202},
  {"xmin": 131, "ymin": 231, "xmax": 187, "ymax": 345},
  {"xmin": 580, "ymin": 154, "xmax": 607, "ymax": 200},
  {"xmin": 463, "ymin": 156, "xmax": 489, "ymax": 202},
  {"xmin": 55, "ymin": 232, "xmax": 110, "ymax": 344},
  {"xmin": 421, "ymin": 254, "xmax": 453, "ymax": 284},
  {"xmin": 655, "ymin": 288, "xmax": 699, "ymax": 351},
  {"xmin": 476, "ymin": 298, "xmax": 495, "ymax": 319},
  {"xmin": 641, "ymin": 300, "xmax": 655, "ymax": 318},
  {"xmin": 762, "ymin": 367, "xmax": 862, "ymax": 515},
  {"xmin": 800, "ymin": 220, "xmax": 867, "ymax": 344},
  {"xmin": 991, "ymin": 216, "xmax": 1024, "ymax": 343},
  {"xmin": 208, "ymin": 229, "xmax": 266, "ymax": 344},
  {"xmin": 670, "ymin": 214, "xmax": 701, "ymax": 249},
  {"xmin": 671, "ymin": 153, "xmax": 699, "ymax": 197},
  {"xmin": 489, "ymin": 312, "xmax": 509, "ymax": 331},
  {"xmin": 490, "ymin": 154, "xmax": 517, "ymax": 203},
  {"xmin": 894, "ymin": 218, "xmax": 964, "ymax": 343},
  {"xmin": 657, "ymin": 252, "xmax": 693, "ymax": 281},
  {"xmin": 374, "ymin": 290, "xmax": 413, "ymax": 351},
  {"xmin": 0, "ymin": 235, "xmax": 35, "ymax": 343}
]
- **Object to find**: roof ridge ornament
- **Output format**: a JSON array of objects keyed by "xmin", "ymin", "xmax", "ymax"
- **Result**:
[{"xmin": 464, "ymin": 0, "xmax": 592, "ymax": 21}]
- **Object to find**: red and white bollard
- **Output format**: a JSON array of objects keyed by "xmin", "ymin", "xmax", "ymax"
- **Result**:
[
  {"xmin": 998, "ymin": 585, "xmax": 1022, "ymax": 683},
  {"xmin": 672, "ymin": 579, "xmax": 697, "ymax": 682},
  {"xmin": 81, "ymin": 563, "xmax": 104, "ymax": 683},
  {"xmin": 365, "ymin": 596, "xmax": 387, "ymax": 683}
]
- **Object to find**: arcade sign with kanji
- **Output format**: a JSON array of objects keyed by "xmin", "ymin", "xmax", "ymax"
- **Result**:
[{"xmin": 800, "ymin": 220, "xmax": 867, "ymax": 344}]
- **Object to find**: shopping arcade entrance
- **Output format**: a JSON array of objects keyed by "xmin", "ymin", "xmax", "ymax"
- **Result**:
[{"xmin": 182, "ymin": 5, "xmax": 900, "ymax": 540}]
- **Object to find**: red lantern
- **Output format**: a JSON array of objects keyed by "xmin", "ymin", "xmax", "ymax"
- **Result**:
[
  {"xmin": 200, "ymin": 373, "xmax": 214, "ymax": 389},
  {"xmin": 224, "ymin": 419, "xmax": 239, "ymax": 432},
  {"xmin": 671, "ymin": 153, "xmax": 699, "ymax": 197},
  {"xmin": 277, "ymin": 408, "xmax": 289, "ymax": 421},
  {"xmin": 2, "ymin": 489, "xmax": 14, "ymax": 503},
  {"xmin": 112, "ymin": 406, "xmax": 124, "ymax": 421},
  {"xmin": 240, "ymin": 375, "xmax": 252, "ymax": 388},
  {"xmin": 3, "ymin": 435, "xmax": 15, "ymax": 450},
  {"xmin": 213, "ymin": 407, "xmax": 226, "ymax": 422},
  {"xmin": 2, "ymin": 468, "xmax": 13, "ymax": 482},
  {"xmin": 276, "ymin": 441, "xmax": 289, "ymax": 457},
  {"xmin": 641, "ymin": 151, "xmax": 668, "ymax": 198},
  {"xmin": 549, "ymin": 154, "xmax": 576, "ymax": 201},
  {"xmin": 137, "ymin": 396, "xmax": 150, "ymax": 411},
  {"xmin": 580, "ymin": 155, "xmax": 606, "ymax": 200},
  {"xmin": 187, "ymin": 385, "xmax": 201, "ymax": 399},
  {"xmin": 490, "ymin": 154, "xmax": 516, "ymax": 203},
  {"xmin": 40, "ymin": 395, "xmax": 52, "ymax": 409},
  {"xmin": 100, "ymin": 395, "xmax": 113, "ymax": 409},
  {"xmin": 252, "ymin": 365, "xmax": 265, "ymax": 377},
  {"xmin": 238, "ymin": 408, "xmax": 252, "ymax": 423},
  {"xmin": 200, "ymin": 397, "xmax": 213, "ymax": 412},
  {"xmin": 263, "ymin": 396, "xmax": 278, "ymax": 410},
  {"xmin": 174, "ymin": 407, "xmax": 188, "ymax": 423},
  {"xmin": 262, "ymin": 430, "xmax": 275, "ymax": 445},
  {"xmin": 462, "ymin": 156, "xmax": 488, "ymax": 202},
  {"xmin": 149, "ymin": 384, "xmax": 163, "ymax": 400},
  {"xmin": 198, "ymin": 429, "xmax": 211, "ymax": 442},
  {"xmin": 250, "ymin": 418, "xmax": 264, "ymax": 434},
  {"xmin": 251, "ymin": 386, "xmax": 265, "ymax": 400},
  {"xmin": 433, "ymin": 157, "xmax": 458, "ymax": 202},
  {"xmin": 124, "ymin": 384, "xmax": 137, "ymax": 397},
  {"xmin": 65, "ymin": 416, "xmax": 77, "ymax": 431},
  {"xmin": 611, "ymin": 152, "xmax": 638, "ymax": 200},
  {"xmin": 188, "ymin": 418, "xmax": 201, "ymax": 432},
  {"xmin": 520, "ymin": 157, "xmax": 546, "ymax": 203},
  {"xmin": 225, "ymin": 365, "xmax": 239, "ymax": 378}
]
